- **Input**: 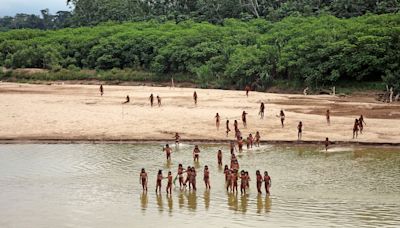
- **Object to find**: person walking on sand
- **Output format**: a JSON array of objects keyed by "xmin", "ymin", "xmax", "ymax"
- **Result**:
[
  {"xmin": 149, "ymin": 93, "xmax": 154, "ymax": 107},
  {"xmin": 353, "ymin": 119, "xmax": 359, "ymax": 139},
  {"xmin": 99, "ymin": 84, "xmax": 104, "ymax": 96},
  {"xmin": 326, "ymin": 109, "xmax": 330, "ymax": 125},
  {"xmin": 163, "ymin": 144, "xmax": 172, "ymax": 160},
  {"xmin": 140, "ymin": 168, "xmax": 148, "ymax": 192},
  {"xmin": 157, "ymin": 95, "xmax": 161, "ymax": 107},
  {"xmin": 226, "ymin": 120, "xmax": 231, "ymax": 137},
  {"xmin": 297, "ymin": 121, "xmax": 303, "ymax": 140},
  {"xmin": 359, "ymin": 115, "xmax": 366, "ymax": 134},
  {"xmin": 242, "ymin": 111, "xmax": 248, "ymax": 128},
  {"xmin": 245, "ymin": 85, "xmax": 251, "ymax": 97},
  {"xmin": 279, "ymin": 110, "xmax": 285, "ymax": 128},
  {"xmin": 259, "ymin": 102, "xmax": 265, "ymax": 119},
  {"xmin": 215, "ymin": 113, "xmax": 220, "ymax": 130},
  {"xmin": 122, "ymin": 95, "xmax": 130, "ymax": 104},
  {"xmin": 193, "ymin": 91, "xmax": 198, "ymax": 105}
]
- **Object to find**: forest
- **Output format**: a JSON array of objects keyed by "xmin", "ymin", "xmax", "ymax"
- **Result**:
[{"xmin": 0, "ymin": 1, "xmax": 399, "ymax": 93}]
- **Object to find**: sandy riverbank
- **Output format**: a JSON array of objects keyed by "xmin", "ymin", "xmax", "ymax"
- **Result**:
[{"xmin": 1, "ymin": 82, "xmax": 399, "ymax": 145}]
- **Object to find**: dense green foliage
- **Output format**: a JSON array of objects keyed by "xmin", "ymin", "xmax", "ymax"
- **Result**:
[
  {"xmin": 1, "ymin": 14, "xmax": 400, "ymax": 91},
  {"xmin": 1, "ymin": 0, "xmax": 399, "ymax": 30}
]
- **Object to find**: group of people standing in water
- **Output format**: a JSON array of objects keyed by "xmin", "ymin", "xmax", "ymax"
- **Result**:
[
  {"xmin": 100, "ymin": 84, "xmax": 367, "ymax": 195},
  {"xmin": 140, "ymin": 142, "xmax": 272, "ymax": 196}
]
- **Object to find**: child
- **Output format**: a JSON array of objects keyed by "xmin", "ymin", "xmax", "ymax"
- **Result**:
[
  {"xmin": 242, "ymin": 111, "xmax": 248, "ymax": 128},
  {"xmin": 259, "ymin": 102, "xmax": 265, "ymax": 119},
  {"xmin": 156, "ymin": 170, "xmax": 164, "ymax": 194},
  {"xmin": 325, "ymin": 137, "xmax": 330, "ymax": 151},
  {"xmin": 166, "ymin": 171, "xmax": 173, "ymax": 194},
  {"xmin": 193, "ymin": 91, "xmax": 198, "ymax": 105},
  {"xmin": 217, "ymin": 150, "xmax": 222, "ymax": 166},
  {"xmin": 326, "ymin": 109, "xmax": 330, "ymax": 125},
  {"xmin": 163, "ymin": 144, "xmax": 172, "ymax": 160},
  {"xmin": 174, "ymin": 133, "xmax": 181, "ymax": 146},
  {"xmin": 149, "ymin": 93, "xmax": 154, "ymax": 107},
  {"xmin": 297, "ymin": 121, "xmax": 303, "ymax": 140},
  {"xmin": 264, "ymin": 171, "xmax": 271, "ymax": 195},
  {"xmin": 157, "ymin": 95, "xmax": 161, "ymax": 107},
  {"xmin": 215, "ymin": 113, "xmax": 220, "ymax": 130},
  {"xmin": 226, "ymin": 120, "xmax": 231, "ymax": 137},
  {"xmin": 99, "ymin": 84, "xmax": 103, "ymax": 96},
  {"xmin": 255, "ymin": 131, "xmax": 260, "ymax": 147},
  {"xmin": 256, "ymin": 170, "xmax": 263, "ymax": 194},
  {"xmin": 140, "ymin": 168, "xmax": 148, "ymax": 192},
  {"xmin": 204, "ymin": 165, "xmax": 210, "ymax": 190},
  {"xmin": 353, "ymin": 119, "xmax": 359, "ymax": 139},
  {"xmin": 193, "ymin": 145, "xmax": 200, "ymax": 162},
  {"xmin": 240, "ymin": 170, "xmax": 246, "ymax": 194},
  {"xmin": 359, "ymin": 115, "xmax": 366, "ymax": 134},
  {"xmin": 280, "ymin": 110, "xmax": 285, "ymax": 128}
]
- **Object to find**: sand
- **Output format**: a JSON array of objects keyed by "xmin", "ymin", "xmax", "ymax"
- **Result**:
[{"xmin": 1, "ymin": 82, "xmax": 399, "ymax": 144}]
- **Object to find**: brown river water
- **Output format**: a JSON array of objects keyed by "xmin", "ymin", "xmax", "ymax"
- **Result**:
[{"xmin": 0, "ymin": 143, "xmax": 399, "ymax": 227}]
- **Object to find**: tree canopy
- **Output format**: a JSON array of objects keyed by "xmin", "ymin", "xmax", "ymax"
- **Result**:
[{"xmin": 1, "ymin": 14, "xmax": 399, "ymax": 91}]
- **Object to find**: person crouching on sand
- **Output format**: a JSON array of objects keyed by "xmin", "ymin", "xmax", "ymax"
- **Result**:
[{"xmin": 122, "ymin": 95, "xmax": 130, "ymax": 104}]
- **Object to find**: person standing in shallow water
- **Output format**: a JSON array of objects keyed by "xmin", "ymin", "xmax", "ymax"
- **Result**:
[
  {"xmin": 217, "ymin": 149, "xmax": 223, "ymax": 166},
  {"xmin": 163, "ymin": 144, "xmax": 172, "ymax": 160},
  {"xmin": 297, "ymin": 121, "xmax": 303, "ymax": 140},
  {"xmin": 325, "ymin": 137, "xmax": 330, "ymax": 151},
  {"xmin": 203, "ymin": 165, "xmax": 211, "ymax": 190},
  {"xmin": 99, "ymin": 84, "xmax": 103, "ymax": 96},
  {"xmin": 256, "ymin": 170, "xmax": 263, "ymax": 194},
  {"xmin": 140, "ymin": 168, "xmax": 148, "ymax": 192},
  {"xmin": 193, "ymin": 145, "xmax": 200, "ymax": 162},
  {"xmin": 264, "ymin": 171, "xmax": 271, "ymax": 195}
]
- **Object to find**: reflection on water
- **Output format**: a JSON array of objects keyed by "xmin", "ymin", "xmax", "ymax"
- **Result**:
[{"xmin": 0, "ymin": 144, "xmax": 399, "ymax": 228}]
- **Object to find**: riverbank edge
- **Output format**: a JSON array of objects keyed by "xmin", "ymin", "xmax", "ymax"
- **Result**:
[{"xmin": 0, "ymin": 138, "xmax": 399, "ymax": 147}]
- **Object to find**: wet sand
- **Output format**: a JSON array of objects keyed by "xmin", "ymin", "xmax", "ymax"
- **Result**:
[{"xmin": 1, "ymin": 82, "xmax": 399, "ymax": 144}]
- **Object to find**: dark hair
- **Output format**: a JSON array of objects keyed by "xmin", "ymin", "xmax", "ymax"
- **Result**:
[{"xmin": 158, "ymin": 170, "xmax": 162, "ymax": 175}]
